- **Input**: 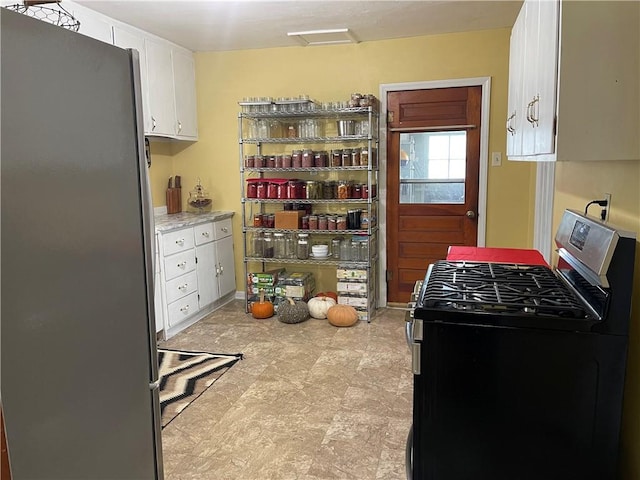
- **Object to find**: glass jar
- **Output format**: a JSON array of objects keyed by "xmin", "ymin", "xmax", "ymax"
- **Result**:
[
  {"xmin": 327, "ymin": 215, "xmax": 337, "ymax": 231},
  {"xmin": 246, "ymin": 179, "xmax": 259, "ymax": 198},
  {"xmin": 302, "ymin": 149, "xmax": 314, "ymax": 168},
  {"xmin": 339, "ymin": 238, "xmax": 350, "ymax": 261},
  {"xmin": 256, "ymin": 180, "xmax": 268, "ymax": 199},
  {"xmin": 301, "ymin": 215, "xmax": 309, "ymax": 230},
  {"xmin": 275, "ymin": 154, "xmax": 284, "ymax": 168},
  {"xmin": 305, "ymin": 180, "xmax": 319, "ymax": 199},
  {"xmin": 267, "ymin": 181, "xmax": 278, "ymax": 199},
  {"xmin": 331, "ymin": 238, "xmax": 342, "ymax": 259},
  {"xmin": 331, "ymin": 149, "xmax": 342, "ymax": 167},
  {"xmin": 251, "ymin": 232, "xmax": 264, "ymax": 257},
  {"xmin": 323, "ymin": 181, "xmax": 334, "ymax": 199},
  {"xmin": 360, "ymin": 211, "xmax": 369, "ymax": 229},
  {"xmin": 285, "ymin": 233, "xmax": 297, "ymax": 259},
  {"xmin": 314, "ymin": 151, "xmax": 328, "ymax": 167},
  {"xmin": 282, "ymin": 154, "xmax": 292, "ymax": 168},
  {"xmin": 352, "ymin": 184, "xmax": 363, "ymax": 199},
  {"xmin": 265, "ymin": 214, "xmax": 275, "ymax": 228},
  {"xmin": 351, "ymin": 147, "xmax": 361, "ymax": 166},
  {"xmin": 337, "ymin": 180, "xmax": 349, "ymax": 199},
  {"xmin": 244, "ymin": 155, "xmax": 255, "ymax": 168},
  {"xmin": 350, "ymin": 240, "xmax": 360, "ymax": 262},
  {"xmin": 336, "ymin": 215, "xmax": 347, "ymax": 230},
  {"xmin": 254, "ymin": 154, "xmax": 265, "ymax": 168},
  {"xmin": 266, "ymin": 155, "xmax": 276, "ymax": 168},
  {"xmin": 263, "ymin": 232, "xmax": 274, "ymax": 258},
  {"xmin": 360, "ymin": 149, "xmax": 369, "ymax": 166},
  {"xmin": 292, "ymin": 150, "xmax": 303, "ymax": 168},
  {"xmin": 297, "ymin": 233, "xmax": 309, "ymax": 260},
  {"xmin": 318, "ymin": 215, "xmax": 328, "ymax": 230},
  {"xmin": 359, "ymin": 240, "xmax": 369, "ymax": 261},
  {"xmin": 273, "ymin": 232, "xmax": 286, "ymax": 258},
  {"xmin": 253, "ymin": 213, "xmax": 263, "ymax": 227},
  {"xmin": 308, "ymin": 215, "xmax": 318, "ymax": 230},
  {"xmin": 341, "ymin": 149, "xmax": 352, "ymax": 167}
]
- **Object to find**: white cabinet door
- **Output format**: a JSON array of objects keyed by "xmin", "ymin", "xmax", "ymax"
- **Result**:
[
  {"xmin": 113, "ymin": 26, "xmax": 151, "ymax": 133},
  {"xmin": 506, "ymin": 8, "xmax": 525, "ymax": 157},
  {"xmin": 533, "ymin": 0, "xmax": 559, "ymax": 155},
  {"xmin": 196, "ymin": 241, "xmax": 220, "ymax": 308},
  {"xmin": 70, "ymin": 2, "xmax": 113, "ymax": 44},
  {"xmin": 216, "ymin": 235, "xmax": 236, "ymax": 298},
  {"xmin": 172, "ymin": 49, "xmax": 198, "ymax": 139},
  {"xmin": 520, "ymin": 0, "xmax": 538, "ymax": 156},
  {"xmin": 145, "ymin": 38, "xmax": 176, "ymax": 137}
]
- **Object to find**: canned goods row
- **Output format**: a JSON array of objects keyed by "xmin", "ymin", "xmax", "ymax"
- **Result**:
[
  {"xmin": 246, "ymin": 178, "xmax": 377, "ymax": 200},
  {"xmin": 252, "ymin": 211, "xmax": 371, "ymax": 231},
  {"xmin": 244, "ymin": 148, "xmax": 377, "ymax": 169}
]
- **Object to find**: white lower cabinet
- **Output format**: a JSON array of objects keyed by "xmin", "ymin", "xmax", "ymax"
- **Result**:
[{"xmin": 156, "ymin": 217, "xmax": 236, "ymax": 339}]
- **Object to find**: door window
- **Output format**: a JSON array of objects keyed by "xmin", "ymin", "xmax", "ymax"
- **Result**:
[{"xmin": 399, "ymin": 131, "xmax": 466, "ymax": 204}]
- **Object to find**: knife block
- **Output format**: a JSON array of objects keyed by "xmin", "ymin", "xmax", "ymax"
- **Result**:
[{"xmin": 166, "ymin": 188, "xmax": 182, "ymax": 214}]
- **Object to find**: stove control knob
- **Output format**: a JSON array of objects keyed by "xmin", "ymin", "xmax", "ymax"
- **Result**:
[{"xmin": 466, "ymin": 210, "xmax": 476, "ymax": 219}]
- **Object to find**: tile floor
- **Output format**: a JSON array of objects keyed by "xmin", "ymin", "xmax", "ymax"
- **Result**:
[{"xmin": 159, "ymin": 300, "xmax": 412, "ymax": 480}]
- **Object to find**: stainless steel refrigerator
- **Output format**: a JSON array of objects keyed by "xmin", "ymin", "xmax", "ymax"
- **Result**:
[{"xmin": 1, "ymin": 8, "xmax": 163, "ymax": 479}]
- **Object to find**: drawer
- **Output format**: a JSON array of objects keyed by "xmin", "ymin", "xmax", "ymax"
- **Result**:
[
  {"xmin": 164, "ymin": 249, "xmax": 196, "ymax": 281},
  {"xmin": 165, "ymin": 270, "xmax": 198, "ymax": 304},
  {"xmin": 194, "ymin": 222, "xmax": 215, "ymax": 246},
  {"xmin": 213, "ymin": 218, "xmax": 232, "ymax": 240},
  {"xmin": 161, "ymin": 227, "xmax": 194, "ymax": 256},
  {"xmin": 167, "ymin": 292, "xmax": 199, "ymax": 328}
]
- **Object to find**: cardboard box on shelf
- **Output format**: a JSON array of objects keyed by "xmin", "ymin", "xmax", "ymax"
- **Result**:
[
  {"xmin": 337, "ymin": 295, "xmax": 369, "ymax": 308},
  {"xmin": 247, "ymin": 268, "xmax": 286, "ymax": 286},
  {"xmin": 337, "ymin": 281, "xmax": 368, "ymax": 295},
  {"xmin": 275, "ymin": 210, "xmax": 305, "ymax": 229},
  {"xmin": 336, "ymin": 268, "xmax": 368, "ymax": 281}
]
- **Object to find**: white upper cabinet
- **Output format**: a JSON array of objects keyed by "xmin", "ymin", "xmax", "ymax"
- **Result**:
[
  {"xmin": 507, "ymin": 0, "xmax": 639, "ymax": 162},
  {"xmin": 112, "ymin": 26, "xmax": 151, "ymax": 133},
  {"xmin": 69, "ymin": 2, "xmax": 113, "ymax": 44},
  {"xmin": 145, "ymin": 38, "xmax": 178, "ymax": 137},
  {"xmin": 62, "ymin": 0, "xmax": 198, "ymax": 141},
  {"xmin": 172, "ymin": 49, "xmax": 198, "ymax": 139}
]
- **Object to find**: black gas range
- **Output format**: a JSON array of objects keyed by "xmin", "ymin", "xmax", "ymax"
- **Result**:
[{"xmin": 406, "ymin": 210, "xmax": 636, "ymax": 480}]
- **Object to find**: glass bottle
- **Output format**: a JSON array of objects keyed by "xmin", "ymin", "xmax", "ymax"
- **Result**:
[
  {"xmin": 339, "ymin": 238, "xmax": 350, "ymax": 261},
  {"xmin": 285, "ymin": 233, "xmax": 297, "ymax": 259},
  {"xmin": 350, "ymin": 240, "xmax": 360, "ymax": 262},
  {"xmin": 332, "ymin": 238, "xmax": 342, "ymax": 259},
  {"xmin": 297, "ymin": 233, "xmax": 310, "ymax": 260}
]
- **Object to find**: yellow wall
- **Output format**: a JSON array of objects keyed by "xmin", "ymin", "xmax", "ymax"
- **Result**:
[
  {"xmin": 553, "ymin": 160, "xmax": 640, "ymax": 479},
  {"xmin": 148, "ymin": 27, "xmax": 535, "ymax": 293}
]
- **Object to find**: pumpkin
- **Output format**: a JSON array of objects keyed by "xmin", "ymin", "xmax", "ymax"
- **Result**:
[
  {"xmin": 316, "ymin": 291, "xmax": 338, "ymax": 302},
  {"xmin": 307, "ymin": 296, "xmax": 337, "ymax": 319},
  {"xmin": 327, "ymin": 304, "xmax": 359, "ymax": 327},
  {"xmin": 277, "ymin": 297, "xmax": 310, "ymax": 324},
  {"xmin": 251, "ymin": 290, "xmax": 274, "ymax": 319}
]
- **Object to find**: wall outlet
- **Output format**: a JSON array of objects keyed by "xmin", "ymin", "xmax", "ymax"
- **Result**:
[
  {"xmin": 603, "ymin": 193, "xmax": 612, "ymax": 222},
  {"xmin": 491, "ymin": 152, "xmax": 502, "ymax": 167}
]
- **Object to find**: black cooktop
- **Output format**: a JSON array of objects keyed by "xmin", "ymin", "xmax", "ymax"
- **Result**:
[{"xmin": 417, "ymin": 261, "xmax": 589, "ymax": 320}]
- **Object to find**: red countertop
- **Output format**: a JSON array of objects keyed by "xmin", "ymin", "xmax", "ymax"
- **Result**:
[{"xmin": 446, "ymin": 246, "xmax": 549, "ymax": 267}]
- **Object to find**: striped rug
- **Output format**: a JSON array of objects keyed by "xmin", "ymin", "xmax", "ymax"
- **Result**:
[{"xmin": 158, "ymin": 348, "xmax": 243, "ymax": 428}]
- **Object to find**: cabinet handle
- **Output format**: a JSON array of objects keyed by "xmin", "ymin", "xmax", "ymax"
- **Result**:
[
  {"xmin": 215, "ymin": 266, "xmax": 220, "ymax": 277},
  {"xmin": 177, "ymin": 121, "xmax": 182, "ymax": 133},
  {"xmin": 180, "ymin": 304, "xmax": 190, "ymax": 313},
  {"xmin": 530, "ymin": 95, "xmax": 539, "ymax": 127},
  {"xmin": 221, "ymin": 227, "xmax": 229, "ymax": 233},
  {"xmin": 177, "ymin": 261, "xmax": 187, "ymax": 269},
  {"xmin": 526, "ymin": 100, "xmax": 533, "ymax": 124},
  {"xmin": 202, "ymin": 231, "xmax": 210, "ymax": 238},
  {"xmin": 175, "ymin": 238, "xmax": 185, "ymax": 246},
  {"xmin": 152, "ymin": 116, "xmax": 157, "ymax": 131},
  {"xmin": 178, "ymin": 284, "xmax": 188, "ymax": 291},
  {"xmin": 219, "ymin": 263, "xmax": 224, "ymax": 274}
]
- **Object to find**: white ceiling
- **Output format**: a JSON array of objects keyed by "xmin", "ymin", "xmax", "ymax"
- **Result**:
[{"xmin": 75, "ymin": 0, "xmax": 522, "ymax": 52}]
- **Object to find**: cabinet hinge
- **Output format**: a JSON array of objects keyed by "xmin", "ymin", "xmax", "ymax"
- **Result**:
[
  {"xmin": 195, "ymin": 257, "xmax": 198, "ymax": 264},
  {"xmin": 386, "ymin": 270, "xmax": 392, "ymax": 282},
  {"xmin": 387, "ymin": 111, "xmax": 394, "ymax": 124}
]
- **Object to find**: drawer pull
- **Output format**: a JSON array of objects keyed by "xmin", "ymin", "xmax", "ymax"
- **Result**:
[
  {"xmin": 221, "ymin": 226, "xmax": 229, "ymax": 233},
  {"xmin": 180, "ymin": 304, "xmax": 190, "ymax": 313},
  {"xmin": 177, "ymin": 261, "xmax": 187, "ymax": 269},
  {"xmin": 219, "ymin": 263, "xmax": 224, "ymax": 274},
  {"xmin": 178, "ymin": 284, "xmax": 188, "ymax": 291},
  {"xmin": 202, "ymin": 231, "xmax": 210, "ymax": 238},
  {"xmin": 175, "ymin": 238, "xmax": 185, "ymax": 246}
]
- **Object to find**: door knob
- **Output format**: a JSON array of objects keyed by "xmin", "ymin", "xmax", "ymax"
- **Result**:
[{"xmin": 466, "ymin": 210, "xmax": 476, "ymax": 219}]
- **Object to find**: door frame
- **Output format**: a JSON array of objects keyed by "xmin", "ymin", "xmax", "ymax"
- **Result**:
[{"xmin": 378, "ymin": 77, "xmax": 491, "ymax": 306}]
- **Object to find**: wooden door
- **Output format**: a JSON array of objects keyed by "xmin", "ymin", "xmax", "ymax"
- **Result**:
[{"xmin": 386, "ymin": 86, "xmax": 481, "ymax": 303}]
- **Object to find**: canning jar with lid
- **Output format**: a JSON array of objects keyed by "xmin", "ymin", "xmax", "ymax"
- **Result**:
[
  {"xmin": 251, "ymin": 232, "xmax": 264, "ymax": 257},
  {"xmin": 301, "ymin": 215, "xmax": 309, "ymax": 230},
  {"xmin": 361, "ymin": 149, "xmax": 369, "ymax": 166},
  {"xmin": 292, "ymin": 150, "xmax": 303, "ymax": 168},
  {"xmin": 331, "ymin": 238, "xmax": 341, "ymax": 259},
  {"xmin": 275, "ymin": 154, "xmax": 284, "ymax": 168},
  {"xmin": 256, "ymin": 180, "xmax": 268, "ymax": 199},
  {"xmin": 351, "ymin": 147, "xmax": 361, "ymax": 166},
  {"xmin": 246, "ymin": 179, "xmax": 259, "ymax": 198},
  {"xmin": 263, "ymin": 232, "xmax": 274, "ymax": 258},
  {"xmin": 331, "ymin": 149, "xmax": 342, "ymax": 167},
  {"xmin": 318, "ymin": 215, "xmax": 328, "ymax": 230},
  {"xmin": 327, "ymin": 215, "xmax": 337, "ymax": 230},
  {"xmin": 305, "ymin": 180, "xmax": 320, "ymax": 199},
  {"xmin": 336, "ymin": 215, "xmax": 347, "ymax": 230},
  {"xmin": 341, "ymin": 149, "xmax": 352, "ymax": 167},
  {"xmin": 266, "ymin": 181, "xmax": 278, "ymax": 199},
  {"xmin": 282, "ymin": 154, "xmax": 292, "ymax": 168},
  {"xmin": 296, "ymin": 233, "xmax": 309, "ymax": 260},
  {"xmin": 285, "ymin": 233, "xmax": 297, "ymax": 259},
  {"xmin": 254, "ymin": 154, "xmax": 265, "ymax": 168},
  {"xmin": 314, "ymin": 151, "xmax": 328, "ymax": 167},
  {"xmin": 302, "ymin": 149, "xmax": 314, "ymax": 168},
  {"xmin": 287, "ymin": 180, "xmax": 303, "ymax": 199},
  {"xmin": 352, "ymin": 184, "xmax": 363, "ymax": 199},
  {"xmin": 266, "ymin": 155, "xmax": 276, "ymax": 168},
  {"xmin": 265, "ymin": 214, "xmax": 275, "ymax": 228},
  {"xmin": 244, "ymin": 155, "xmax": 255, "ymax": 168},
  {"xmin": 253, "ymin": 213, "xmax": 263, "ymax": 227},
  {"xmin": 273, "ymin": 233, "xmax": 286, "ymax": 258},
  {"xmin": 337, "ymin": 180, "xmax": 349, "ymax": 199},
  {"xmin": 308, "ymin": 215, "xmax": 318, "ymax": 230}
]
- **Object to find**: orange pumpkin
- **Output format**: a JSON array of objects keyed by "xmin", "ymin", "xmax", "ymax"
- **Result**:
[
  {"xmin": 251, "ymin": 290, "xmax": 274, "ymax": 319},
  {"xmin": 327, "ymin": 304, "xmax": 359, "ymax": 327},
  {"xmin": 316, "ymin": 291, "xmax": 338, "ymax": 302}
]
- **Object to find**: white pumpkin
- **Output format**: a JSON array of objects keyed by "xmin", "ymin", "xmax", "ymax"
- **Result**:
[{"xmin": 307, "ymin": 296, "xmax": 337, "ymax": 319}]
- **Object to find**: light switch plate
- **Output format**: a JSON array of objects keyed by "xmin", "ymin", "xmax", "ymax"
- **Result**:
[{"xmin": 491, "ymin": 152, "xmax": 502, "ymax": 167}]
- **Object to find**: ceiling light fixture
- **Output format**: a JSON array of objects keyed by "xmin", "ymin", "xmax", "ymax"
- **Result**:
[{"xmin": 287, "ymin": 28, "xmax": 359, "ymax": 46}]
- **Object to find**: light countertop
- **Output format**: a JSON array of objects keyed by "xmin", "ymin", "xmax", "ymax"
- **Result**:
[{"xmin": 154, "ymin": 210, "xmax": 234, "ymax": 233}]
